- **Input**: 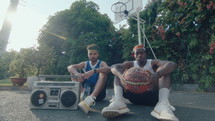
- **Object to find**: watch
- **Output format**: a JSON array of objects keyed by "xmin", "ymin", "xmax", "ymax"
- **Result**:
[{"xmin": 94, "ymin": 69, "xmax": 97, "ymax": 74}]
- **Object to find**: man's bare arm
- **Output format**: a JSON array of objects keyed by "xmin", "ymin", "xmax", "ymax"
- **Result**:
[
  {"xmin": 96, "ymin": 61, "xmax": 110, "ymax": 73},
  {"xmin": 111, "ymin": 61, "xmax": 133, "ymax": 78},
  {"xmin": 82, "ymin": 61, "xmax": 110, "ymax": 79},
  {"xmin": 152, "ymin": 59, "xmax": 177, "ymax": 77},
  {"xmin": 67, "ymin": 62, "xmax": 85, "ymax": 82},
  {"xmin": 67, "ymin": 62, "xmax": 85, "ymax": 75}
]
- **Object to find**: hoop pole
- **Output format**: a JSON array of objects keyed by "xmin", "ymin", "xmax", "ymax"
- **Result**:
[
  {"xmin": 137, "ymin": 12, "xmax": 142, "ymax": 45},
  {"xmin": 142, "ymin": 23, "xmax": 146, "ymax": 47},
  {"xmin": 131, "ymin": 16, "xmax": 157, "ymax": 59},
  {"xmin": 141, "ymin": 27, "xmax": 157, "ymax": 59}
]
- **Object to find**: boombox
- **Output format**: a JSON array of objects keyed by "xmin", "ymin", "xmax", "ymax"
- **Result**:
[{"xmin": 29, "ymin": 78, "xmax": 81, "ymax": 110}]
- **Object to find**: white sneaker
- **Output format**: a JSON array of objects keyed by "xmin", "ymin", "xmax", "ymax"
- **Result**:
[
  {"xmin": 151, "ymin": 100, "xmax": 179, "ymax": 121},
  {"xmin": 78, "ymin": 96, "xmax": 95, "ymax": 114},
  {"xmin": 109, "ymin": 96, "xmax": 115, "ymax": 103},
  {"xmin": 102, "ymin": 99, "xmax": 130, "ymax": 119}
]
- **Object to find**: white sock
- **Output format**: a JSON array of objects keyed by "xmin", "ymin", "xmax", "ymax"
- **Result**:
[
  {"xmin": 114, "ymin": 85, "xmax": 123, "ymax": 100},
  {"xmin": 159, "ymin": 88, "xmax": 170, "ymax": 103}
]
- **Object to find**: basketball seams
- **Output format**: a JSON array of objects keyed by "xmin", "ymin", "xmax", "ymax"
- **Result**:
[
  {"xmin": 123, "ymin": 67, "xmax": 152, "ymax": 94},
  {"xmin": 124, "ymin": 80, "xmax": 150, "ymax": 86}
]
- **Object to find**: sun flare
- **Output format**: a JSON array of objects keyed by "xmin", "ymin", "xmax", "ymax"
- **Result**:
[{"xmin": 4, "ymin": 3, "xmax": 47, "ymax": 52}]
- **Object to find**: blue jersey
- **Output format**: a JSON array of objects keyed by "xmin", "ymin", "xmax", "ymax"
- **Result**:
[{"xmin": 83, "ymin": 60, "xmax": 102, "ymax": 85}]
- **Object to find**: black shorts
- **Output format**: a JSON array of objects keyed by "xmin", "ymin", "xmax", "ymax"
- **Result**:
[
  {"xmin": 92, "ymin": 86, "xmax": 106, "ymax": 101},
  {"xmin": 123, "ymin": 88, "xmax": 158, "ymax": 106},
  {"xmin": 82, "ymin": 82, "xmax": 106, "ymax": 101}
]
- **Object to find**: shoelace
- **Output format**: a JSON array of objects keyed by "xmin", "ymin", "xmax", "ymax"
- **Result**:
[
  {"xmin": 91, "ymin": 100, "xmax": 96, "ymax": 106},
  {"xmin": 109, "ymin": 96, "xmax": 127, "ymax": 103},
  {"xmin": 161, "ymin": 101, "xmax": 176, "ymax": 112},
  {"xmin": 109, "ymin": 99, "xmax": 127, "ymax": 108},
  {"xmin": 109, "ymin": 96, "xmax": 115, "ymax": 103},
  {"xmin": 85, "ymin": 96, "xmax": 96, "ymax": 106},
  {"xmin": 169, "ymin": 104, "xmax": 176, "ymax": 111}
]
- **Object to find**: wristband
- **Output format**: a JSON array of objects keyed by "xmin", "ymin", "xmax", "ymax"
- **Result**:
[{"xmin": 94, "ymin": 69, "xmax": 97, "ymax": 74}]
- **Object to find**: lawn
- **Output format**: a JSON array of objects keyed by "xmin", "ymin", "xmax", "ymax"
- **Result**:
[
  {"xmin": 0, "ymin": 78, "xmax": 13, "ymax": 86},
  {"xmin": 0, "ymin": 78, "xmax": 28, "ymax": 86}
]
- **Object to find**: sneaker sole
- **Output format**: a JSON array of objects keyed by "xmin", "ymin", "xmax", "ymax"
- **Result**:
[
  {"xmin": 102, "ymin": 108, "xmax": 130, "ymax": 119},
  {"xmin": 151, "ymin": 110, "xmax": 179, "ymax": 121},
  {"xmin": 78, "ymin": 102, "xmax": 90, "ymax": 114}
]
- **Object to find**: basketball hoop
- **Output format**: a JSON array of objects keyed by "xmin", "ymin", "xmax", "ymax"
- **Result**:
[
  {"xmin": 111, "ymin": 0, "xmax": 142, "ymax": 24},
  {"xmin": 111, "ymin": 2, "xmax": 129, "ymax": 17},
  {"xmin": 111, "ymin": 0, "xmax": 157, "ymax": 59}
]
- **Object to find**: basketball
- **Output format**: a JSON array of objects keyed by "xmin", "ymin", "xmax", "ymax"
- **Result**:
[{"xmin": 122, "ymin": 67, "xmax": 152, "ymax": 94}]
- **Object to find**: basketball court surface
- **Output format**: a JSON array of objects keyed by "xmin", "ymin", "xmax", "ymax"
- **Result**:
[{"xmin": 0, "ymin": 88, "xmax": 214, "ymax": 121}]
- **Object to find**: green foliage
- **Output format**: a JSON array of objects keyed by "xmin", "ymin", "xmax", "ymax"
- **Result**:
[
  {"xmin": 2, "ymin": 0, "xmax": 214, "ymax": 90},
  {"xmin": 9, "ymin": 49, "xmax": 29, "ymax": 78},
  {"xmin": 119, "ymin": 0, "xmax": 215, "ymax": 89},
  {"xmin": 150, "ymin": 0, "xmax": 215, "ymax": 88},
  {"xmin": 37, "ymin": 0, "xmax": 116, "ymax": 76},
  {"xmin": 155, "ymin": 0, "xmax": 215, "ymax": 88},
  {"xmin": 26, "ymin": 46, "xmax": 56, "ymax": 76},
  {"xmin": 7, "ymin": 47, "xmax": 56, "ymax": 78},
  {"xmin": 0, "ymin": 51, "xmax": 17, "ymax": 79}
]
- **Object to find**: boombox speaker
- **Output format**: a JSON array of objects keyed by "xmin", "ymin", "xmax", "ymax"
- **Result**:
[{"xmin": 30, "ymin": 75, "xmax": 81, "ymax": 110}]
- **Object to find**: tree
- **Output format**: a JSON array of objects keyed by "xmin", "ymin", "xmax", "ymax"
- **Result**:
[
  {"xmin": 24, "ymin": 46, "xmax": 56, "ymax": 76},
  {"xmin": 115, "ymin": 0, "xmax": 215, "ymax": 89},
  {"xmin": 0, "ymin": 51, "xmax": 17, "ymax": 79},
  {"xmin": 9, "ymin": 49, "xmax": 29, "ymax": 78},
  {"xmin": 153, "ymin": 0, "xmax": 215, "ymax": 88},
  {"xmin": 8, "ymin": 47, "xmax": 56, "ymax": 78},
  {"xmin": 37, "ymin": 0, "xmax": 116, "ymax": 75}
]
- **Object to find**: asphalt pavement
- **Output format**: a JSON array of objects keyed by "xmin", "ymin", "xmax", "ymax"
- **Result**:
[{"xmin": 0, "ymin": 88, "xmax": 215, "ymax": 121}]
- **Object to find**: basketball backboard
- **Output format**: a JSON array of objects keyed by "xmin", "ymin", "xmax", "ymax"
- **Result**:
[{"xmin": 112, "ymin": 0, "xmax": 143, "ymax": 24}]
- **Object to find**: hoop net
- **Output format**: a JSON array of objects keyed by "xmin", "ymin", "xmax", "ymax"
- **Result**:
[
  {"xmin": 111, "ymin": 2, "xmax": 128, "ymax": 17},
  {"xmin": 112, "ymin": 0, "xmax": 143, "ymax": 24},
  {"xmin": 111, "ymin": 2, "xmax": 129, "ymax": 24}
]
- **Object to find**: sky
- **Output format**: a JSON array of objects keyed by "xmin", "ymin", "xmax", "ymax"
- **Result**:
[{"xmin": 0, "ymin": 0, "xmax": 148, "ymax": 52}]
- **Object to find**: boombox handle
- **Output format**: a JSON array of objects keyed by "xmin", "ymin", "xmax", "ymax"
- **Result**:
[{"xmin": 38, "ymin": 75, "xmax": 78, "ymax": 81}]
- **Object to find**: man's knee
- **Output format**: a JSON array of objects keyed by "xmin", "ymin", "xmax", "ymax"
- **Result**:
[
  {"xmin": 159, "ymin": 75, "xmax": 171, "ymax": 82},
  {"xmin": 158, "ymin": 75, "xmax": 171, "ymax": 88},
  {"xmin": 99, "ymin": 73, "xmax": 107, "ymax": 81}
]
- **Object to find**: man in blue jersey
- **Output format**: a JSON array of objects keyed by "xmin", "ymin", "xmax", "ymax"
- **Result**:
[
  {"xmin": 67, "ymin": 44, "xmax": 110, "ymax": 114},
  {"xmin": 102, "ymin": 45, "xmax": 179, "ymax": 121}
]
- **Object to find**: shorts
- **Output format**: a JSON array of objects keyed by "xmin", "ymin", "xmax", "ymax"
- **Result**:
[
  {"xmin": 123, "ymin": 88, "xmax": 158, "ymax": 106},
  {"xmin": 82, "ymin": 82, "xmax": 106, "ymax": 101}
]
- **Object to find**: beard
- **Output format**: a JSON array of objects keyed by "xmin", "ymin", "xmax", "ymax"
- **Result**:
[
  {"xmin": 90, "ymin": 58, "xmax": 98, "ymax": 62},
  {"xmin": 137, "ymin": 58, "xmax": 147, "ymax": 65}
]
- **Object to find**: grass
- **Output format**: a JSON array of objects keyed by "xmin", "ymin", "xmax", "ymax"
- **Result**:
[
  {"xmin": 0, "ymin": 78, "xmax": 28, "ymax": 86},
  {"xmin": 0, "ymin": 78, "xmax": 13, "ymax": 86}
]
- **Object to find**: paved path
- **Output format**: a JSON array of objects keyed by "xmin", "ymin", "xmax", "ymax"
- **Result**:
[{"xmin": 0, "ymin": 89, "xmax": 214, "ymax": 121}]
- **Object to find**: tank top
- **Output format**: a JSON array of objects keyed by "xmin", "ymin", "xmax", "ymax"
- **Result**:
[
  {"xmin": 83, "ymin": 60, "xmax": 102, "ymax": 85},
  {"xmin": 133, "ymin": 59, "xmax": 155, "ymax": 73}
]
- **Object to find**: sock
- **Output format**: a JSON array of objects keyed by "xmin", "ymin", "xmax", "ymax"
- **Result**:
[
  {"xmin": 159, "ymin": 88, "xmax": 170, "ymax": 103},
  {"xmin": 114, "ymin": 85, "xmax": 123, "ymax": 100}
]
